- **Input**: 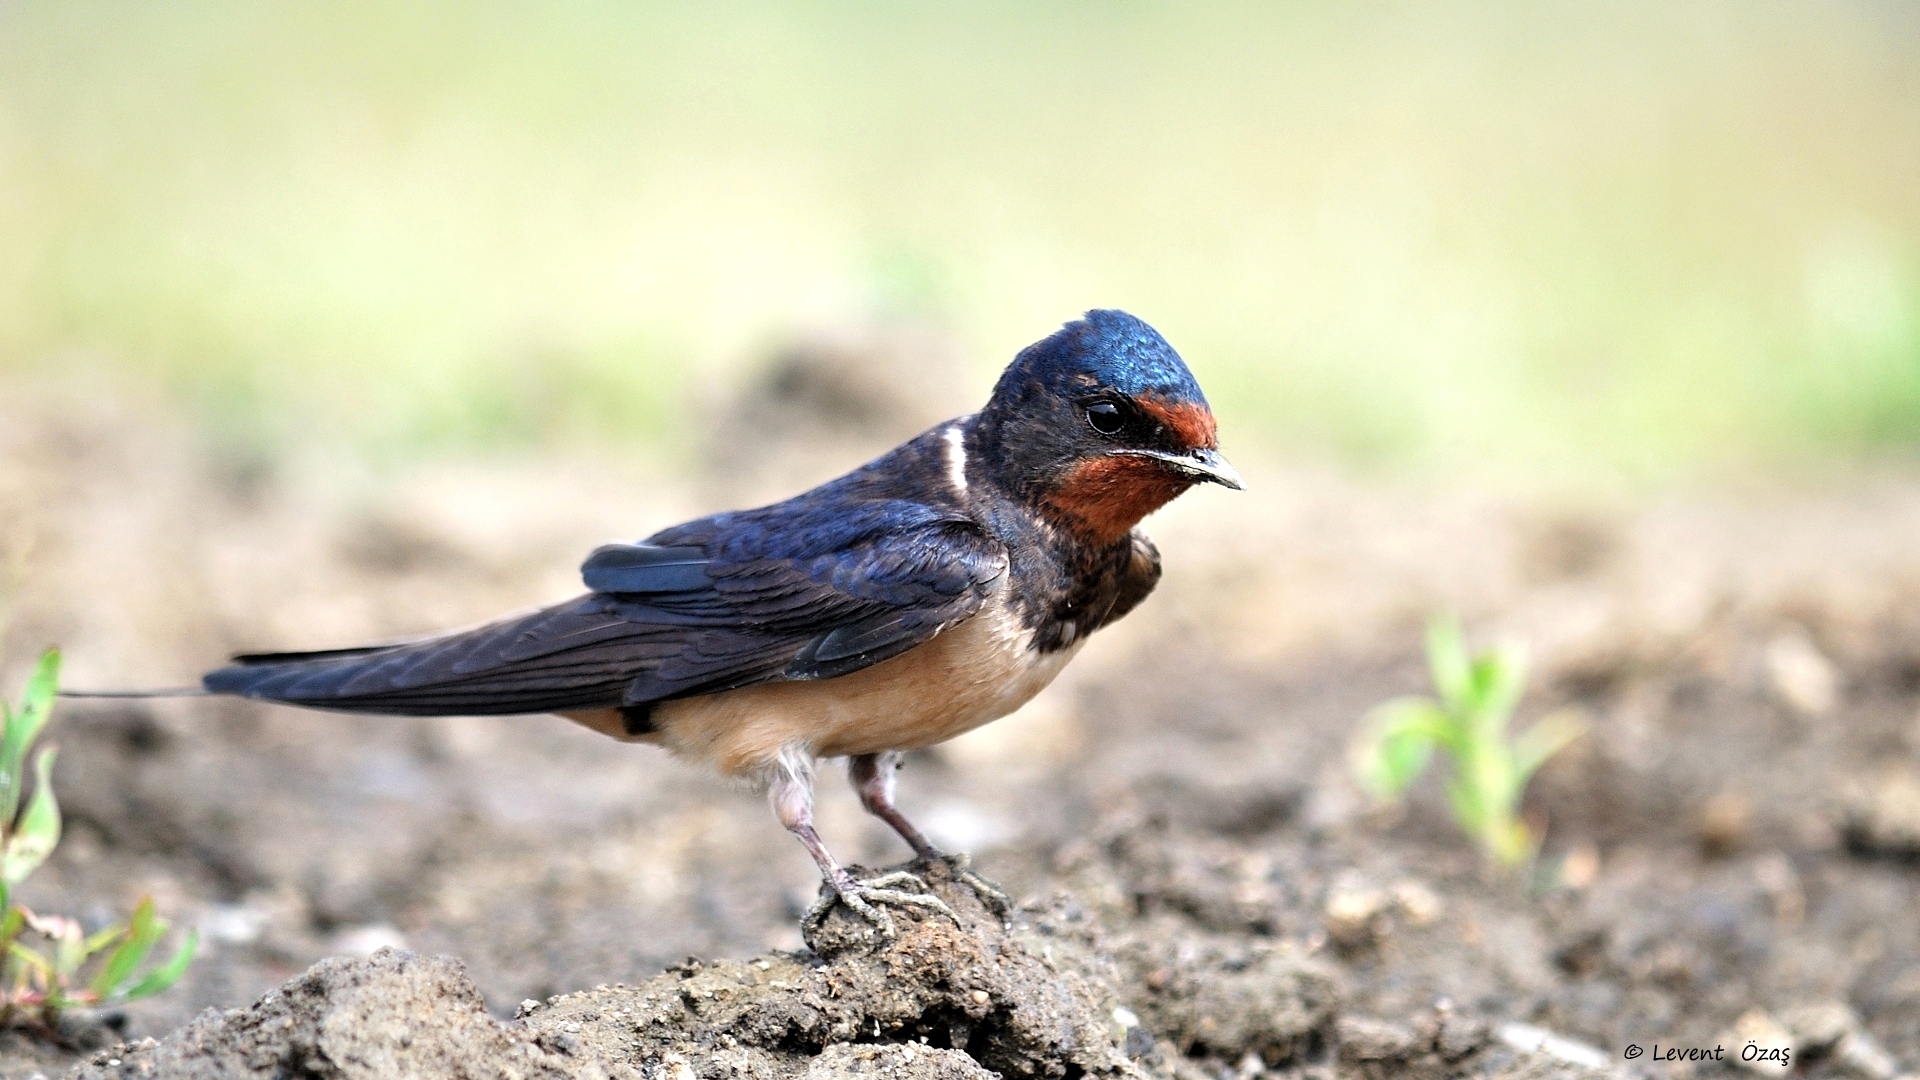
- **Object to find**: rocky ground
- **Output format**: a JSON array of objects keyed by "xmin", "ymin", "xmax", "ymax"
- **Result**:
[{"xmin": 4, "ymin": 354, "xmax": 1920, "ymax": 1077}]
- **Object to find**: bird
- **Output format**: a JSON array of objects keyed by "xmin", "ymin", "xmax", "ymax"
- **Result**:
[{"xmin": 195, "ymin": 309, "xmax": 1240, "ymax": 935}]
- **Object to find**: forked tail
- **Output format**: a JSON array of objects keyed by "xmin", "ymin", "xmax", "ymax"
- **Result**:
[{"xmin": 89, "ymin": 595, "xmax": 652, "ymax": 717}]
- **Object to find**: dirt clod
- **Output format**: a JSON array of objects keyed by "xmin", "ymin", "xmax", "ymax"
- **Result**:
[
  {"xmin": 61, "ymin": 862, "xmax": 1619, "ymax": 1080},
  {"xmin": 1726, "ymin": 1009, "xmax": 1796, "ymax": 1077},
  {"xmin": 1114, "ymin": 930, "xmax": 1339, "ymax": 1067},
  {"xmin": 69, "ymin": 949, "xmax": 582, "ymax": 1080},
  {"xmin": 72, "ymin": 866, "xmax": 1168, "ymax": 1079},
  {"xmin": 1338, "ymin": 1007, "xmax": 1537, "ymax": 1080},
  {"xmin": 1845, "ymin": 772, "xmax": 1920, "ymax": 858},
  {"xmin": 1767, "ymin": 628, "xmax": 1842, "ymax": 717},
  {"xmin": 1784, "ymin": 1002, "xmax": 1901, "ymax": 1080},
  {"xmin": 1324, "ymin": 884, "xmax": 1392, "ymax": 951},
  {"xmin": 1700, "ymin": 791, "xmax": 1754, "ymax": 857}
]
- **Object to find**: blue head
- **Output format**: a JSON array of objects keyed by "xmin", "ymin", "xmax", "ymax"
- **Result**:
[
  {"xmin": 973, "ymin": 310, "xmax": 1240, "ymax": 542},
  {"xmin": 992, "ymin": 309, "xmax": 1211, "ymax": 412}
]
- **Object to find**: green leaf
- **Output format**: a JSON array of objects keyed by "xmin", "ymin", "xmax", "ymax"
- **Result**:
[
  {"xmin": 1443, "ymin": 777, "xmax": 1484, "ymax": 840},
  {"xmin": 1370, "ymin": 727, "xmax": 1435, "ymax": 798},
  {"xmin": 1511, "ymin": 709, "xmax": 1588, "ymax": 784},
  {"xmin": 90, "ymin": 899, "xmax": 160, "ymax": 998},
  {"xmin": 1425, "ymin": 618, "xmax": 1472, "ymax": 710},
  {"xmin": 1472, "ymin": 645, "xmax": 1528, "ymax": 732},
  {"xmin": 1, "ymin": 749, "xmax": 59, "ymax": 890},
  {"xmin": 1371, "ymin": 617, "xmax": 1572, "ymax": 872},
  {"xmin": 1354, "ymin": 699, "xmax": 1451, "ymax": 798},
  {"xmin": 1468, "ymin": 738, "xmax": 1521, "ymax": 813},
  {"xmin": 114, "ymin": 929, "xmax": 197, "ymax": 1002},
  {"xmin": 6, "ymin": 941, "xmax": 52, "ymax": 982},
  {"xmin": 0, "ymin": 650, "xmax": 59, "ymax": 829},
  {"xmin": 83, "ymin": 923, "xmax": 128, "ymax": 961}
]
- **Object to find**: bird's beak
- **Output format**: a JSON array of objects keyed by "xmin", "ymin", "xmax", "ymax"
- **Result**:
[
  {"xmin": 1183, "ymin": 447, "xmax": 1245, "ymax": 489},
  {"xmin": 1123, "ymin": 447, "xmax": 1245, "ymax": 490}
]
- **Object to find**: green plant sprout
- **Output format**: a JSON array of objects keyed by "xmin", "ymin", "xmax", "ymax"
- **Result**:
[
  {"xmin": 1353, "ymin": 619, "xmax": 1587, "ymax": 868},
  {"xmin": 0, "ymin": 650, "xmax": 195, "ymax": 1029}
]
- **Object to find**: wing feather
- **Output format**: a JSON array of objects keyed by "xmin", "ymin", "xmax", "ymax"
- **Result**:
[{"xmin": 204, "ymin": 495, "xmax": 1008, "ymax": 717}]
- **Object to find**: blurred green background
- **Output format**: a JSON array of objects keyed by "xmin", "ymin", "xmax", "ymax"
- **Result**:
[{"xmin": 2, "ymin": 1, "xmax": 1917, "ymax": 481}]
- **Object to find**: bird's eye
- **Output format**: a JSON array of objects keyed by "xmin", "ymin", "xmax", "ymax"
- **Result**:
[{"xmin": 1086, "ymin": 402, "xmax": 1126, "ymax": 436}]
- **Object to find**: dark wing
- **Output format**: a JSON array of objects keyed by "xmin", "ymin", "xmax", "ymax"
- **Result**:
[
  {"xmin": 580, "ymin": 543, "xmax": 710, "ymax": 593},
  {"xmin": 203, "ymin": 501, "xmax": 1007, "ymax": 716},
  {"xmin": 615, "ymin": 500, "xmax": 1009, "ymax": 701}
]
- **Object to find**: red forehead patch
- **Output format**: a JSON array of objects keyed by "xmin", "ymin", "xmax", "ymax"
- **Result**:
[{"xmin": 1136, "ymin": 395, "xmax": 1218, "ymax": 449}]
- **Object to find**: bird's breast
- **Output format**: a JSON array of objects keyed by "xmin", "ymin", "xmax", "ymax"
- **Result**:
[{"xmin": 646, "ymin": 585, "xmax": 1082, "ymax": 777}]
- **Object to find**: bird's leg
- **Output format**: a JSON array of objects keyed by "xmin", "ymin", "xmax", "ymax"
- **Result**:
[
  {"xmin": 767, "ymin": 747, "xmax": 954, "ymax": 942},
  {"xmin": 848, "ymin": 751, "xmax": 1011, "ymax": 916}
]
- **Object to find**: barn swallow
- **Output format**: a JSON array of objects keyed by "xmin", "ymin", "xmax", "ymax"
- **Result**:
[{"xmin": 198, "ymin": 310, "xmax": 1240, "ymax": 935}]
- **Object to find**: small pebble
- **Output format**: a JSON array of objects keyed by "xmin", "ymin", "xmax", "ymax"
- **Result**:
[
  {"xmin": 1766, "ymin": 628, "xmax": 1840, "ymax": 716},
  {"xmin": 1782, "ymin": 1002, "xmax": 1899, "ymax": 1080},
  {"xmin": 1726, "ymin": 1009, "xmax": 1794, "ymax": 1075},
  {"xmin": 1784, "ymin": 1001, "xmax": 1853, "ymax": 1054},
  {"xmin": 1389, "ymin": 880, "xmax": 1443, "ymax": 925},
  {"xmin": 1700, "ymin": 792, "xmax": 1753, "ymax": 856},
  {"xmin": 1845, "ymin": 773, "xmax": 1920, "ymax": 856},
  {"xmin": 1557, "ymin": 843, "xmax": 1601, "ymax": 889},
  {"xmin": 1496, "ymin": 1022, "xmax": 1609, "ymax": 1070},
  {"xmin": 1324, "ymin": 885, "xmax": 1390, "ymax": 949}
]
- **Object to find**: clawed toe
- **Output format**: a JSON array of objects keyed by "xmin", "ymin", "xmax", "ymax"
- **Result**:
[
  {"xmin": 802, "ymin": 870, "xmax": 959, "ymax": 943},
  {"xmin": 923, "ymin": 852, "xmax": 1012, "ymax": 917},
  {"xmin": 864, "ymin": 870, "xmax": 935, "ymax": 894}
]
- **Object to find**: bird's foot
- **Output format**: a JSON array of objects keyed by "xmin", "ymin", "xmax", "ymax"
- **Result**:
[
  {"xmin": 920, "ymin": 851, "xmax": 1012, "ymax": 918},
  {"xmin": 802, "ymin": 869, "xmax": 957, "ymax": 946}
]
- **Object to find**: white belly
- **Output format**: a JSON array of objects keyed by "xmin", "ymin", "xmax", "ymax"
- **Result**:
[{"xmin": 645, "ymin": 589, "xmax": 1081, "ymax": 776}]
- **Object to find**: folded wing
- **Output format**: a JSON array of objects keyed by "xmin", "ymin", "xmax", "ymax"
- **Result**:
[{"xmin": 203, "ymin": 501, "xmax": 1008, "ymax": 716}]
